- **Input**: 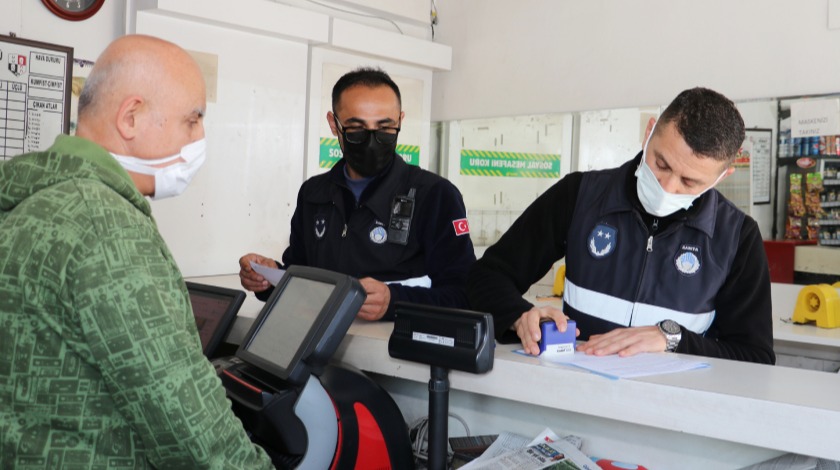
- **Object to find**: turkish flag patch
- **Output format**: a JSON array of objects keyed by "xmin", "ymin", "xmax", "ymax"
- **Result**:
[{"xmin": 452, "ymin": 218, "xmax": 470, "ymax": 236}]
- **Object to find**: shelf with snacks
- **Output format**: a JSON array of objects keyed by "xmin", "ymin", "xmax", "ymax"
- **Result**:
[
  {"xmin": 782, "ymin": 171, "xmax": 823, "ymax": 241},
  {"xmin": 817, "ymin": 159, "xmax": 840, "ymax": 245},
  {"xmin": 773, "ymin": 94, "xmax": 840, "ymax": 241}
]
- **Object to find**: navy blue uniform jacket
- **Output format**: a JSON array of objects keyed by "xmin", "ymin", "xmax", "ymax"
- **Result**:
[
  {"xmin": 468, "ymin": 154, "xmax": 774, "ymax": 364},
  {"xmin": 261, "ymin": 156, "xmax": 475, "ymax": 320}
]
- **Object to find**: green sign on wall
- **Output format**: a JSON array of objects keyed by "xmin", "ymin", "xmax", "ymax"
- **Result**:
[
  {"xmin": 319, "ymin": 137, "xmax": 420, "ymax": 169},
  {"xmin": 460, "ymin": 149, "xmax": 561, "ymax": 178}
]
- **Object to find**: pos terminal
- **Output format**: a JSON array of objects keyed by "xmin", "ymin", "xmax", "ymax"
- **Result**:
[{"xmin": 215, "ymin": 266, "xmax": 413, "ymax": 469}]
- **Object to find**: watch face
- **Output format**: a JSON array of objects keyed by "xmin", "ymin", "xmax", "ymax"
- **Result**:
[
  {"xmin": 660, "ymin": 320, "xmax": 681, "ymax": 335},
  {"xmin": 42, "ymin": 0, "xmax": 105, "ymax": 21}
]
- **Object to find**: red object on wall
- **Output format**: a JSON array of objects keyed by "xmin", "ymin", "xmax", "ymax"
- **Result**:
[{"xmin": 763, "ymin": 240, "xmax": 816, "ymax": 283}]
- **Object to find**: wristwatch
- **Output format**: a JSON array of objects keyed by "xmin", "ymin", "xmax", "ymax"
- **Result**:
[{"xmin": 657, "ymin": 319, "xmax": 682, "ymax": 352}]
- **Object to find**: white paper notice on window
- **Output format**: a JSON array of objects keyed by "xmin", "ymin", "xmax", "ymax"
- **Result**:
[{"xmin": 790, "ymin": 98, "xmax": 840, "ymax": 138}]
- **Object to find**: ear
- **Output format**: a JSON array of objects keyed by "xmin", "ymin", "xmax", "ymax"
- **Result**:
[
  {"xmin": 326, "ymin": 111, "xmax": 339, "ymax": 137},
  {"xmin": 115, "ymin": 95, "xmax": 145, "ymax": 141},
  {"xmin": 722, "ymin": 165, "xmax": 736, "ymax": 180},
  {"xmin": 642, "ymin": 116, "xmax": 656, "ymax": 144},
  {"xmin": 399, "ymin": 110, "xmax": 405, "ymax": 124}
]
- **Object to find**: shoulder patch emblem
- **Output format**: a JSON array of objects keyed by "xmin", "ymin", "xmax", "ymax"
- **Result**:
[
  {"xmin": 452, "ymin": 218, "xmax": 470, "ymax": 236},
  {"xmin": 674, "ymin": 244, "xmax": 701, "ymax": 275},
  {"xmin": 588, "ymin": 224, "xmax": 617, "ymax": 258}
]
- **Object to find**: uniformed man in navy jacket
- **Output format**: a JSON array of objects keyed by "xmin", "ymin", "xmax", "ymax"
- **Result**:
[
  {"xmin": 240, "ymin": 68, "xmax": 475, "ymax": 321},
  {"xmin": 468, "ymin": 88, "xmax": 774, "ymax": 364}
]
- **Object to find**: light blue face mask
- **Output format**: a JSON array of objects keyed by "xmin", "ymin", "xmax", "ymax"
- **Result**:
[
  {"xmin": 112, "ymin": 138, "xmax": 207, "ymax": 200},
  {"xmin": 634, "ymin": 123, "xmax": 726, "ymax": 217}
]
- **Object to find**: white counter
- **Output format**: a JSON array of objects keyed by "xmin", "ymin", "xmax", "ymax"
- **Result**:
[
  {"xmin": 190, "ymin": 274, "xmax": 840, "ymax": 468},
  {"xmin": 334, "ymin": 321, "xmax": 840, "ymax": 468}
]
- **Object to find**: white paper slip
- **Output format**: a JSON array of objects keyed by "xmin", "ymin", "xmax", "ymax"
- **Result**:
[
  {"xmin": 249, "ymin": 261, "xmax": 286, "ymax": 286},
  {"xmin": 384, "ymin": 275, "xmax": 432, "ymax": 288},
  {"xmin": 517, "ymin": 350, "xmax": 710, "ymax": 380}
]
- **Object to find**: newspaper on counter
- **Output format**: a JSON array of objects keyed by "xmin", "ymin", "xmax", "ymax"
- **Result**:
[{"xmin": 460, "ymin": 428, "xmax": 600, "ymax": 470}]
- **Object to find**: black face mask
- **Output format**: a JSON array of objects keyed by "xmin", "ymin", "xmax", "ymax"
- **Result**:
[
  {"xmin": 342, "ymin": 133, "xmax": 397, "ymax": 177},
  {"xmin": 334, "ymin": 115, "xmax": 401, "ymax": 177}
]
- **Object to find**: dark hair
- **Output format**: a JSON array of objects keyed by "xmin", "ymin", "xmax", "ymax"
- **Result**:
[
  {"xmin": 331, "ymin": 67, "xmax": 401, "ymax": 112},
  {"xmin": 656, "ymin": 87, "xmax": 745, "ymax": 162}
]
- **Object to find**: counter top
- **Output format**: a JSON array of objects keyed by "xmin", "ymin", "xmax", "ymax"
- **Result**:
[
  {"xmin": 188, "ymin": 274, "xmax": 840, "ymax": 464},
  {"xmin": 336, "ymin": 320, "xmax": 840, "ymax": 462}
]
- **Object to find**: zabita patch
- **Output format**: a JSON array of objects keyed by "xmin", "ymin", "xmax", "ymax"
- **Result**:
[{"xmin": 674, "ymin": 244, "xmax": 701, "ymax": 275}]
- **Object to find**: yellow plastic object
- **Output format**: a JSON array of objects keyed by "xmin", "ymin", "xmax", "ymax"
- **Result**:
[
  {"xmin": 792, "ymin": 282, "xmax": 840, "ymax": 329},
  {"xmin": 552, "ymin": 264, "xmax": 566, "ymax": 297}
]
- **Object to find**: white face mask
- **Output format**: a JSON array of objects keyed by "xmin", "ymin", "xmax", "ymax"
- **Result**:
[
  {"xmin": 112, "ymin": 138, "xmax": 207, "ymax": 200},
  {"xmin": 635, "ymin": 124, "xmax": 726, "ymax": 217}
]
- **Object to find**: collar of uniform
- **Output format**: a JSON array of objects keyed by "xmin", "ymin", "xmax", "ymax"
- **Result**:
[
  {"xmin": 325, "ymin": 155, "xmax": 408, "ymax": 222},
  {"xmin": 599, "ymin": 152, "xmax": 718, "ymax": 238},
  {"xmin": 362, "ymin": 155, "xmax": 410, "ymax": 222}
]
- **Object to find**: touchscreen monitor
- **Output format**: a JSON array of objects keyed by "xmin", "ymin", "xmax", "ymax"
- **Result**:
[
  {"xmin": 185, "ymin": 281, "xmax": 245, "ymax": 358},
  {"xmin": 236, "ymin": 265, "xmax": 365, "ymax": 386}
]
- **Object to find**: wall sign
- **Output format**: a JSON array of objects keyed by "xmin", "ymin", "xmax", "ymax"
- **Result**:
[
  {"xmin": 746, "ymin": 128, "xmax": 772, "ymax": 204},
  {"xmin": 0, "ymin": 34, "xmax": 73, "ymax": 160},
  {"xmin": 790, "ymin": 98, "xmax": 840, "ymax": 138},
  {"xmin": 460, "ymin": 149, "xmax": 561, "ymax": 178}
]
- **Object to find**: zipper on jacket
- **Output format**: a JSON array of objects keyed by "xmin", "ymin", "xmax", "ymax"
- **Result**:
[
  {"xmin": 341, "ymin": 224, "xmax": 347, "ymax": 238},
  {"xmin": 646, "ymin": 218, "xmax": 659, "ymax": 253}
]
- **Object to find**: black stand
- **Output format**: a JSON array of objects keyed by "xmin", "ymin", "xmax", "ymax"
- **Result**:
[
  {"xmin": 427, "ymin": 365, "xmax": 450, "ymax": 470},
  {"xmin": 387, "ymin": 303, "xmax": 495, "ymax": 470}
]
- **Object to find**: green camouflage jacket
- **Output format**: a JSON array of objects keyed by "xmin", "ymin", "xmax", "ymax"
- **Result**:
[{"xmin": 0, "ymin": 135, "xmax": 272, "ymax": 469}]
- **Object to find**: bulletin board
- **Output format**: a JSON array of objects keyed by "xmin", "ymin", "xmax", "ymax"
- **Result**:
[
  {"xmin": 0, "ymin": 34, "xmax": 73, "ymax": 160},
  {"xmin": 744, "ymin": 128, "xmax": 772, "ymax": 204}
]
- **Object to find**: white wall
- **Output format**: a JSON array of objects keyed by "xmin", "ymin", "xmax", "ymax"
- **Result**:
[
  {"xmin": 431, "ymin": 0, "xmax": 840, "ymax": 121},
  {"xmin": 430, "ymin": 1, "xmax": 819, "ymax": 240},
  {"xmin": 136, "ymin": 11, "xmax": 310, "ymax": 277}
]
